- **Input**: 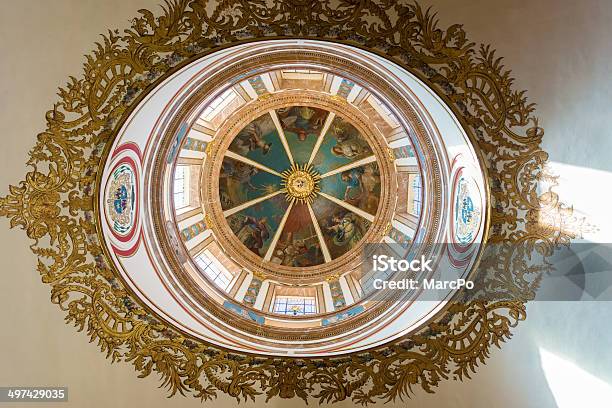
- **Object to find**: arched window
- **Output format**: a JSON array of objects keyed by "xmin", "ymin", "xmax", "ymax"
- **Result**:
[
  {"xmin": 273, "ymin": 295, "xmax": 317, "ymax": 316},
  {"xmin": 411, "ymin": 174, "xmax": 422, "ymax": 216},
  {"xmin": 173, "ymin": 165, "xmax": 190, "ymax": 209},
  {"xmin": 200, "ymin": 89, "xmax": 237, "ymax": 122},
  {"xmin": 194, "ymin": 250, "xmax": 234, "ymax": 291}
]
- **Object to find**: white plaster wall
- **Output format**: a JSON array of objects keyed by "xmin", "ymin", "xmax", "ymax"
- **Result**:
[{"xmin": 1, "ymin": 1, "xmax": 611, "ymax": 407}]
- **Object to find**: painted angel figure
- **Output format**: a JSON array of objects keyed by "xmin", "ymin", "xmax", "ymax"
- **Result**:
[
  {"xmin": 341, "ymin": 167, "xmax": 365, "ymax": 201},
  {"xmin": 327, "ymin": 213, "xmax": 362, "ymax": 248},
  {"xmin": 236, "ymin": 216, "xmax": 270, "ymax": 256},
  {"xmin": 232, "ymin": 123, "xmax": 272, "ymax": 155},
  {"xmin": 277, "ymin": 106, "xmax": 326, "ymax": 141}
]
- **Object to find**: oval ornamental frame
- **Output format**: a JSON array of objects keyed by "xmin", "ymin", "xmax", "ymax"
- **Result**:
[{"xmin": 0, "ymin": 1, "xmax": 579, "ymax": 403}]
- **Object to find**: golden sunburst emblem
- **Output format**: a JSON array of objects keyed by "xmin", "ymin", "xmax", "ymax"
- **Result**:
[{"xmin": 281, "ymin": 163, "xmax": 321, "ymax": 204}]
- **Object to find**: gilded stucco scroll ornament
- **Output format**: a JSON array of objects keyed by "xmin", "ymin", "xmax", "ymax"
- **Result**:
[{"xmin": 0, "ymin": 0, "xmax": 589, "ymax": 403}]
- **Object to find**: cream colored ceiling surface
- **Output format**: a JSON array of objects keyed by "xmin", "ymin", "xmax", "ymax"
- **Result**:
[{"xmin": 1, "ymin": 1, "xmax": 609, "ymax": 408}]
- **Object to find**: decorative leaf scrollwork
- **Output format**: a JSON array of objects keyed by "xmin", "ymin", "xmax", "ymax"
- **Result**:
[{"xmin": 0, "ymin": 0, "xmax": 588, "ymax": 404}]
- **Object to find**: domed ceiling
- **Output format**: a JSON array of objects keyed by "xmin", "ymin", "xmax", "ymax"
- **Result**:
[
  {"xmin": 220, "ymin": 107, "xmax": 379, "ymax": 267},
  {"xmin": 96, "ymin": 40, "xmax": 488, "ymax": 357},
  {"xmin": 0, "ymin": 0, "xmax": 566, "ymax": 403}
]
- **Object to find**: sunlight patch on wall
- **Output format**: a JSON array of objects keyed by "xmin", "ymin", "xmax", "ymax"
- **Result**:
[
  {"xmin": 540, "ymin": 347, "xmax": 612, "ymax": 408},
  {"xmin": 537, "ymin": 161, "xmax": 610, "ymax": 241}
]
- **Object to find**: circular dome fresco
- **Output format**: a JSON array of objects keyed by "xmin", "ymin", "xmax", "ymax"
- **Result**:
[
  {"xmin": 99, "ymin": 40, "xmax": 488, "ymax": 356},
  {"xmin": 206, "ymin": 98, "xmax": 395, "ymax": 283},
  {"xmin": 218, "ymin": 107, "xmax": 379, "ymax": 268}
]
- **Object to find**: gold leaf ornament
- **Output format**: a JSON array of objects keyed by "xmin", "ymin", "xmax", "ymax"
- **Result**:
[{"xmin": 0, "ymin": 0, "xmax": 585, "ymax": 403}]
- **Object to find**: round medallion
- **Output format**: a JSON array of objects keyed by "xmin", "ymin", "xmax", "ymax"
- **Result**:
[
  {"xmin": 103, "ymin": 152, "xmax": 139, "ymax": 242},
  {"xmin": 282, "ymin": 163, "xmax": 320, "ymax": 204},
  {"xmin": 107, "ymin": 164, "xmax": 135, "ymax": 234}
]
